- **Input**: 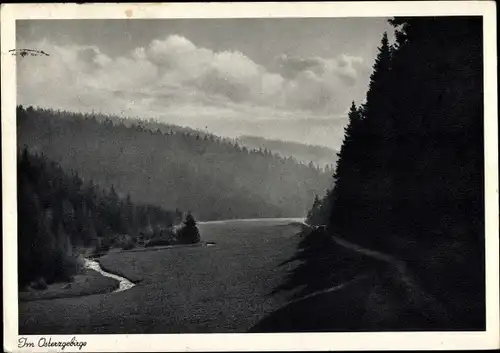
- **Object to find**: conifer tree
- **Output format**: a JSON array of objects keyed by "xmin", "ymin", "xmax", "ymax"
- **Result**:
[
  {"xmin": 178, "ymin": 212, "xmax": 200, "ymax": 244},
  {"xmin": 305, "ymin": 17, "xmax": 484, "ymax": 328}
]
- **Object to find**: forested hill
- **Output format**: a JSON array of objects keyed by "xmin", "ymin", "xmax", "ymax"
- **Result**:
[
  {"xmin": 237, "ymin": 136, "xmax": 338, "ymax": 169},
  {"xmin": 17, "ymin": 106, "xmax": 332, "ymax": 221},
  {"xmin": 18, "ymin": 148, "xmax": 179, "ymax": 287}
]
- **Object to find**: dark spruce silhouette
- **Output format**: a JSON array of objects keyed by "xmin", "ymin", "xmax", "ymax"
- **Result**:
[
  {"xmin": 253, "ymin": 16, "xmax": 485, "ymax": 332},
  {"xmin": 177, "ymin": 213, "xmax": 201, "ymax": 245}
]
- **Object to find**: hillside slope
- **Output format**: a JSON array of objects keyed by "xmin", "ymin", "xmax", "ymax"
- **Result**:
[
  {"xmin": 238, "ymin": 135, "xmax": 338, "ymax": 168},
  {"xmin": 17, "ymin": 106, "xmax": 332, "ymax": 221}
]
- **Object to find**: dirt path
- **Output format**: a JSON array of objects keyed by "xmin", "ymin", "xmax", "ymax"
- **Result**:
[{"xmin": 311, "ymin": 225, "xmax": 451, "ymax": 326}]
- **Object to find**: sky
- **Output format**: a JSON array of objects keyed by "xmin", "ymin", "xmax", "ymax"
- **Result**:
[{"xmin": 16, "ymin": 18, "xmax": 394, "ymax": 150}]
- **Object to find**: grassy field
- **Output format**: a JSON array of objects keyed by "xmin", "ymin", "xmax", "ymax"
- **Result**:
[
  {"xmin": 19, "ymin": 269, "xmax": 119, "ymax": 302},
  {"xmin": 19, "ymin": 219, "xmax": 461, "ymax": 333},
  {"xmin": 19, "ymin": 219, "xmax": 309, "ymax": 334}
]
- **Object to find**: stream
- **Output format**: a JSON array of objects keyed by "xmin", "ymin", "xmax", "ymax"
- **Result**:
[{"xmin": 83, "ymin": 258, "xmax": 135, "ymax": 293}]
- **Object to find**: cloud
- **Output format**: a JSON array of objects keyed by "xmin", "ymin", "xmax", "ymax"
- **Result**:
[
  {"xmin": 273, "ymin": 53, "xmax": 367, "ymax": 111},
  {"xmin": 17, "ymin": 34, "xmax": 369, "ymax": 149},
  {"xmin": 275, "ymin": 53, "xmax": 365, "ymax": 84},
  {"xmin": 275, "ymin": 54, "xmax": 328, "ymax": 79}
]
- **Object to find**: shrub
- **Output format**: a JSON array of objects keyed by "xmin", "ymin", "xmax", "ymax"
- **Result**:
[
  {"xmin": 144, "ymin": 228, "xmax": 176, "ymax": 247},
  {"xmin": 115, "ymin": 234, "xmax": 136, "ymax": 250},
  {"xmin": 93, "ymin": 237, "xmax": 112, "ymax": 257},
  {"xmin": 31, "ymin": 277, "xmax": 47, "ymax": 290},
  {"xmin": 122, "ymin": 241, "xmax": 136, "ymax": 250},
  {"xmin": 144, "ymin": 238, "xmax": 172, "ymax": 247}
]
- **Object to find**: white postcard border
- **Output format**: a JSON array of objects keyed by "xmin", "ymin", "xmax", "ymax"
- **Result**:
[{"xmin": 2, "ymin": 2, "xmax": 498, "ymax": 352}]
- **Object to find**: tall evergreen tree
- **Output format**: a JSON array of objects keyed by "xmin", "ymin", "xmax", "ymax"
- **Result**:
[
  {"xmin": 311, "ymin": 17, "xmax": 484, "ymax": 329},
  {"xmin": 178, "ymin": 212, "xmax": 200, "ymax": 244}
]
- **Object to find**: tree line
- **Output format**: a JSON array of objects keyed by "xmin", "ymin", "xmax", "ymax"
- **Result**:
[
  {"xmin": 18, "ymin": 148, "xmax": 196, "ymax": 288},
  {"xmin": 17, "ymin": 106, "xmax": 332, "ymax": 220},
  {"xmin": 237, "ymin": 135, "xmax": 338, "ymax": 170},
  {"xmin": 307, "ymin": 17, "xmax": 484, "ymax": 329}
]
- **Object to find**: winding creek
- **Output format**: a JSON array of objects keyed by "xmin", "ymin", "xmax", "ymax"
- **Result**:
[
  {"xmin": 79, "ymin": 218, "xmax": 303, "ymax": 295},
  {"xmin": 19, "ymin": 219, "xmax": 312, "ymax": 333},
  {"xmin": 83, "ymin": 258, "xmax": 135, "ymax": 293},
  {"xmin": 82, "ymin": 242, "xmax": 218, "ymax": 294}
]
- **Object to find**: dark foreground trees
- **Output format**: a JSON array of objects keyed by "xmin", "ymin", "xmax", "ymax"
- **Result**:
[
  {"xmin": 307, "ymin": 17, "xmax": 484, "ymax": 330},
  {"xmin": 18, "ymin": 149, "xmax": 181, "ymax": 288}
]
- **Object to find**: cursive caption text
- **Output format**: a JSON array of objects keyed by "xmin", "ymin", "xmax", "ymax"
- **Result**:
[{"xmin": 18, "ymin": 337, "xmax": 87, "ymax": 350}]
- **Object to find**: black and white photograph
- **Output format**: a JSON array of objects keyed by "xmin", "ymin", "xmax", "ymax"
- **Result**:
[{"xmin": 2, "ymin": 2, "xmax": 499, "ymax": 352}]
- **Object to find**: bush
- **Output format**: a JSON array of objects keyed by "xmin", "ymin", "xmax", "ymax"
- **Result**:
[
  {"xmin": 122, "ymin": 241, "xmax": 135, "ymax": 250},
  {"xmin": 144, "ymin": 228, "xmax": 176, "ymax": 247},
  {"xmin": 93, "ymin": 237, "xmax": 112, "ymax": 257},
  {"xmin": 144, "ymin": 238, "xmax": 172, "ymax": 247},
  {"xmin": 31, "ymin": 277, "xmax": 47, "ymax": 290},
  {"xmin": 115, "ymin": 234, "xmax": 136, "ymax": 250}
]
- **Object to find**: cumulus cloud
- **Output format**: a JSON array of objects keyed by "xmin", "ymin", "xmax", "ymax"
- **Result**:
[
  {"xmin": 17, "ymin": 34, "xmax": 369, "ymax": 149},
  {"xmin": 275, "ymin": 55, "xmax": 328, "ymax": 79},
  {"xmin": 273, "ymin": 53, "xmax": 367, "ymax": 111},
  {"xmin": 275, "ymin": 53, "xmax": 365, "ymax": 84}
]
